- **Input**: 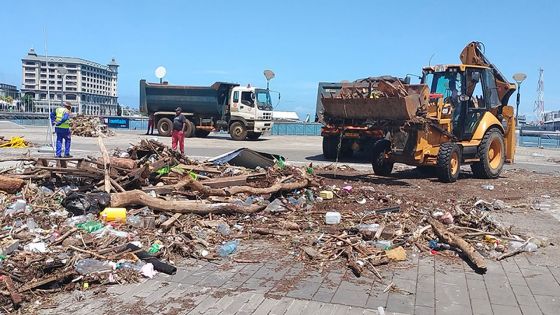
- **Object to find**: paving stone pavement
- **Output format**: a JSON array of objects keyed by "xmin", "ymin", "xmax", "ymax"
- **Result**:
[{"xmin": 35, "ymin": 249, "xmax": 560, "ymax": 315}]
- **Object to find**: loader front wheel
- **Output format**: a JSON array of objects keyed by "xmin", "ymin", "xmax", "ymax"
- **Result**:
[
  {"xmin": 436, "ymin": 142, "xmax": 461, "ymax": 183},
  {"xmin": 372, "ymin": 140, "xmax": 393, "ymax": 176},
  {"xmin": 471, "ymin": 128, "xmax": 505, "ymax": 179}
]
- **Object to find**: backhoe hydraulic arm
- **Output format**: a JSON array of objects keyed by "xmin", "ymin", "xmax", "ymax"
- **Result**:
[{"xmin": 460, "ymin": 42, "xmax": 516, "ymax": 105}]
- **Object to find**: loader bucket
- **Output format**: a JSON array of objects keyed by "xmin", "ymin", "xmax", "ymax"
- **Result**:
[{"xmin": 321, "ymin": 81, "xmax": 429, "ymax": 121}]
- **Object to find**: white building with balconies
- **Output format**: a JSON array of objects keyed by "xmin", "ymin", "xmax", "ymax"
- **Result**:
[{"xmin": 21, "ymin": 48, "xmax": 119, "ymax": 115}]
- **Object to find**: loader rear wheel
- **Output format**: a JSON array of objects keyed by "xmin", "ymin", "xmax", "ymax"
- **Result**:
[
  {"xmin": 157, "ymin": 118, "xmax": 173, "ymax": 136},
  {"xmin": 229, "ymin": 122, "xmax": 248, "ymax": 141},
  {"xmin": 436, "ymin": 142, "xmax": 461, "ymax": 183},
  {"xmin": 372, "ymin": 140, "xmax": 393, "ymax": 176},
  {"xmin": 471, "ymin": 128, "xmax": 505, "ymax": 179},
  {"xmin": 322, "ymin": 136, "xmax": 338, "ymax": 160}
]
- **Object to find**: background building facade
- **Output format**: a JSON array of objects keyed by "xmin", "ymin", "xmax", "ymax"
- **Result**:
[{"xmin": 21, "ymin": 49, "xmax": 119, "ymax": 115}]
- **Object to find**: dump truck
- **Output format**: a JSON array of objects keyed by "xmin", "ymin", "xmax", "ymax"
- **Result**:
[
  {"xmin": 140, "ymin": 80, "xmax": 274, "ymax": 140},
  {"xmin": 319, "ymin": 42, "xmax": 517, "ymax": 182}
]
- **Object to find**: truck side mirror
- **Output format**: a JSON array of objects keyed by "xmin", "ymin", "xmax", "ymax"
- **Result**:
[
  {"xmin": 404, "ymin": 76, "xmax": 411, "ymax": 85},
  {"xmin": 251, "ymin": 92, "xmax": 255, "ymax": 100}
]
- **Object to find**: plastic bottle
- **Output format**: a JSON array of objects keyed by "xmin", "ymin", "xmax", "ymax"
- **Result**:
[
  {"xmin": 374, "ymin": 240, "xmax": 392, "ymax": 250},
  {"xmin": 217, "ymin": 224, "xmax": 230, "ymax": 236},
  {"xmin": 75, "ymin": 258, "xmax": 113, "ymax": 275},
  {"xmin": 356, "ymin": 223, "xmax": 380, "ymax": 233},
  {"xmin": 117, "ymin": 261, "xmax": 145, "ymax": 272},
  {"xmin": 325, "ymin": 212, "xmax": 341, "ymax": 224},
  {"xmin": 26, "ymin": 218, "xmax": 38, "ymax": 231},
  {"xmin": 218, "ymin": 240, "xmax": 240, "ymax": 257},
  {"xmin": 264, "ymin": 199, "xmax": 287, "ymax": 213},
  {"xmin": 126, "ymin": 215, "xmax": 143, "ymax": 227},
  {"xmin": 305, "ymin": 189, "xmax": 315, "ymax": 204}
]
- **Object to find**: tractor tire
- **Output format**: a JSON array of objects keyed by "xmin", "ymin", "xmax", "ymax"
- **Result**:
[
  {"xmin": 371, "ymin": 140, "xmax": 393, "ymax": 176},
  {"xmin": 157, "ymin": 118, "xmax": 173, "ymax": 136},
  {"xmin": 195, "ymin": 129, "xmax": 211, "ymax": 138},
  {"xmin": 184, "ymin": 120, "xmax": 196, "ymax": 138},
  {"xmin": 247, "ymin": 132, "xmax": 262, "ymax": 140},
  {"xmin": 229, "ymin": 121, "xmax": 248, "ymax": 141},
  {"xmin": 470, "ymin": 128, "xmax": 505, "ymax": 179},
  {"xmin": 436, "ymin": 142, "xmax": 461, "ymax": 183},
  {"xmin": 322, "ymin": 136, "xmax": 338, "ymax": 160}
]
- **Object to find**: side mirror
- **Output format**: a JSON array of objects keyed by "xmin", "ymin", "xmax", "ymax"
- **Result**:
[
  {"xmin": 251, "ymin": 92, "xmax": 255, "ymax": 100},
  {"xmin": 404, "ymin": 76, "xmax": 411, "ymax": 85},
  {"xmin": 472, "ymin": 72, "xmax": 481, "ymax": 83}
]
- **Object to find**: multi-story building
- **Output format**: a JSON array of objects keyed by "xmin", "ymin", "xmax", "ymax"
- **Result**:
[
  {"xmin": 21, "ymin": 48, "xmax": 119, "ymax": 115},
  {"xmin": 0, "ymin": 83, "xmax": 19, "ymax": 99}
]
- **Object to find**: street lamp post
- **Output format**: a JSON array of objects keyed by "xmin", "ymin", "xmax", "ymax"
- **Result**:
[
  {"xmin": 56, "ymin": 67, "xmax": 68, "ymax": 110},
  {"xmin": 512, "ymin": 73, "xmax": 527, "ymax": 121}
]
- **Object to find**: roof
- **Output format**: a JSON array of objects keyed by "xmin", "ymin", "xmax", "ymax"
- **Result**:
[{"xmin": 22, "ymin": 49, "xmax": 117, "ymax": 72}]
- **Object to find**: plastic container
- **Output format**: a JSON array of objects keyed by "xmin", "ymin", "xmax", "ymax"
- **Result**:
[
  {"xmin": 99, "ymin": 208, "xmax": 127, "ymax": 223},
  {"xmin": 320, "ymin": 191, "xmax": 334, "ymax": 200},
  {"xmin": 325, "ymin": 212, "xmax": 341, "ymax": 224},
  {"xmin": 5, "ymin": 200, "xmax": 26, "ymax": 215},
  {"xmin": 126, "ymin": 215, "xmax": 143, "ymax": 227},
  {"xmin": 75, "ymin": 258, "xmax": 113, "ymax": 275},
  {"xmin": 218, "ymin": 240, "xmax": 239, "ymax": 257},
  {"xmin": 524, "ymin": 242, "xmax": 538, "ymax": 252}
]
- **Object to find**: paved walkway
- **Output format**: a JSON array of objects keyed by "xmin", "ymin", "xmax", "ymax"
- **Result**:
[{"xmin": 39, "ymin": 248, "xmax": 560, "ymax": 315}]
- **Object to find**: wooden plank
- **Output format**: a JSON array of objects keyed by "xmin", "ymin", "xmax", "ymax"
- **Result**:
[
  {"xmin": 97, "ymin": 137, "xmax": 111, "ymax": 193},
  {"xmin": 161, "ymin": 213, "xmax": 182, "ymax": 232},
  {"xmin": 3, "ymin": 276, "xmax": 22, "ymax": 306},
  {"xmin": 18, "ymin": 270, "xmax": 75, "ymax": 292}
]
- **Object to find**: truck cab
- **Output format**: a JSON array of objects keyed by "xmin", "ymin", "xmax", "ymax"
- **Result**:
[{"xmin": 228, "ymin": 86, "xmax": 273, "ymax": 140}]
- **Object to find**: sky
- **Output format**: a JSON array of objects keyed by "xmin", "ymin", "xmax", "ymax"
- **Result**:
[{"xmin": 1, "ymin": 0, "xmax": 559, "ymax": 120}]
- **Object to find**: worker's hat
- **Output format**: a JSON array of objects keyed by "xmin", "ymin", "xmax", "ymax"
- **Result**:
[
  {"xmin": 64, "ymin": 102, "xmax": 72, "ymax": 109},
  {"xmin": 175, "ymin": 107, "xmax": 182, "ymax": 112}
]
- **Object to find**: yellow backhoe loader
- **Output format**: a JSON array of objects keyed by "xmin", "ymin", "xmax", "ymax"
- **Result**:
[{"xmin": 320, "ymin": 42, "xmax": 517, "ymax": 182}]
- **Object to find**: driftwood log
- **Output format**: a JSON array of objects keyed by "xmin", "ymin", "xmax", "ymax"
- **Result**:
[
  {"xmin": 427, "ymin": 217, "xmax": 487, "ymax": 272},
  {"xmin": 180, "ymin": 177, "xmax": 312, "ymax": 197},
  {"xmin": 110, "ymin": 190, "xmax": 266, "ymax": 214},
  {"xmin": 97, "ymin": 157, "xmax": 136, "ymax": 169},
  {"xmin": 0, "ymin": 175, "xmax": 25, "ymax": 193}
]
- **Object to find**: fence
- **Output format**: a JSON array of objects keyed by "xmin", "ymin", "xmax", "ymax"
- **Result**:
[{"xmin": 271, "ymin": 122, "xmax": 321, "ymax": 136}]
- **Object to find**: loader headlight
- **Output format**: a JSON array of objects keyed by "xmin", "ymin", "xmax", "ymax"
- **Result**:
[{"xmin": 442, "ymin": 107, "xmax": 451, "ymax": 115}]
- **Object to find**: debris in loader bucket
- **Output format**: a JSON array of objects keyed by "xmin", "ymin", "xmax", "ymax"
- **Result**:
[{"xmin": 320, "ymin": 76, "xmax": 429, "ymax": 121}]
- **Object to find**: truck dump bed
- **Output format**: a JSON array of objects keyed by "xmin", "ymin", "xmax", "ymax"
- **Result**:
[{"xmin": 320, "ymin": 77, "xmax": 429, "ymax": 121}]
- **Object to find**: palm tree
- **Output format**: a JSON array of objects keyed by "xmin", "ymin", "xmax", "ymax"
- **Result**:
[{"xmin": 21, "ymin": 94, "xmax": 34, "ymax": 112}]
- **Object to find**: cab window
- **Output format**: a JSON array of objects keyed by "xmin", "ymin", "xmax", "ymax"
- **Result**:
[
  {"xmin": 241, "ymin": 91, "xmax": 254, "ymax": 107},
  {"xmin": 483, "ymin": 69, "xmax": 500, "ymax": 107},
  {"xmin": 233, "ymin": 91, "xmax": 239, "ymax": 103}
]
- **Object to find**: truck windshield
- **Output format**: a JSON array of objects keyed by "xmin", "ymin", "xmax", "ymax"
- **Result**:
[{"xmin": 255, "ymin": 89, "xmax": 273, "ymax": 110}]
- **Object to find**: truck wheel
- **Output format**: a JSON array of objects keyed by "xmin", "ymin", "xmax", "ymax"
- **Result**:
[
  {"xmin": 229, "ymin": 122, "xmax": 247, "ymax": 141},
  {"xmin": 322, "ymin": 136, "xmax": 338, "ymax": 160},
  {"xmin": 471, "ymin": 128, "xmax": 505, "ymax": 179},
  {"xmin": 371, "ymin": 140, "xmax": 393, "ymax": 176},
  {"xmin": 436, "ymin": 142, "xmax": 461, "ymax": 183},
  {"xmin": 157, "ymin": 118, "xmax": 173, "ymax": 136},
  {"xmin": 247, "ymin": 132, "xmax": 261, "ymax": 140},
  {"xmin": 195, "ymin": 129, "xmax": 211, "ymax": 138},
  {"xmin": 184, "ymin": 120, "xmax": 196, "ymax": 138}
]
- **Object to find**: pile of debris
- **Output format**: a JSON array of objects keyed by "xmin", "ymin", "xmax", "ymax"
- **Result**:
[
  {"xmin": 0, "ymin": 138, "xmax": 541, "ymax": 312},
  {"xmin": 70, "ymin": 115, "xmax": 114, "ymax": 137}
]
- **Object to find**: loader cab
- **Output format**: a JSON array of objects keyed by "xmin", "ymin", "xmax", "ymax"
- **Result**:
[{"xmin": 422, "ymin": 65, "xmax": 501, "ymax": 140}]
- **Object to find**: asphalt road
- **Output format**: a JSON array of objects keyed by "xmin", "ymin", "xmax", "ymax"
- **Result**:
[{"xmin": 2, "ymin": 123, "xmax": 560, "ymax": 174}]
